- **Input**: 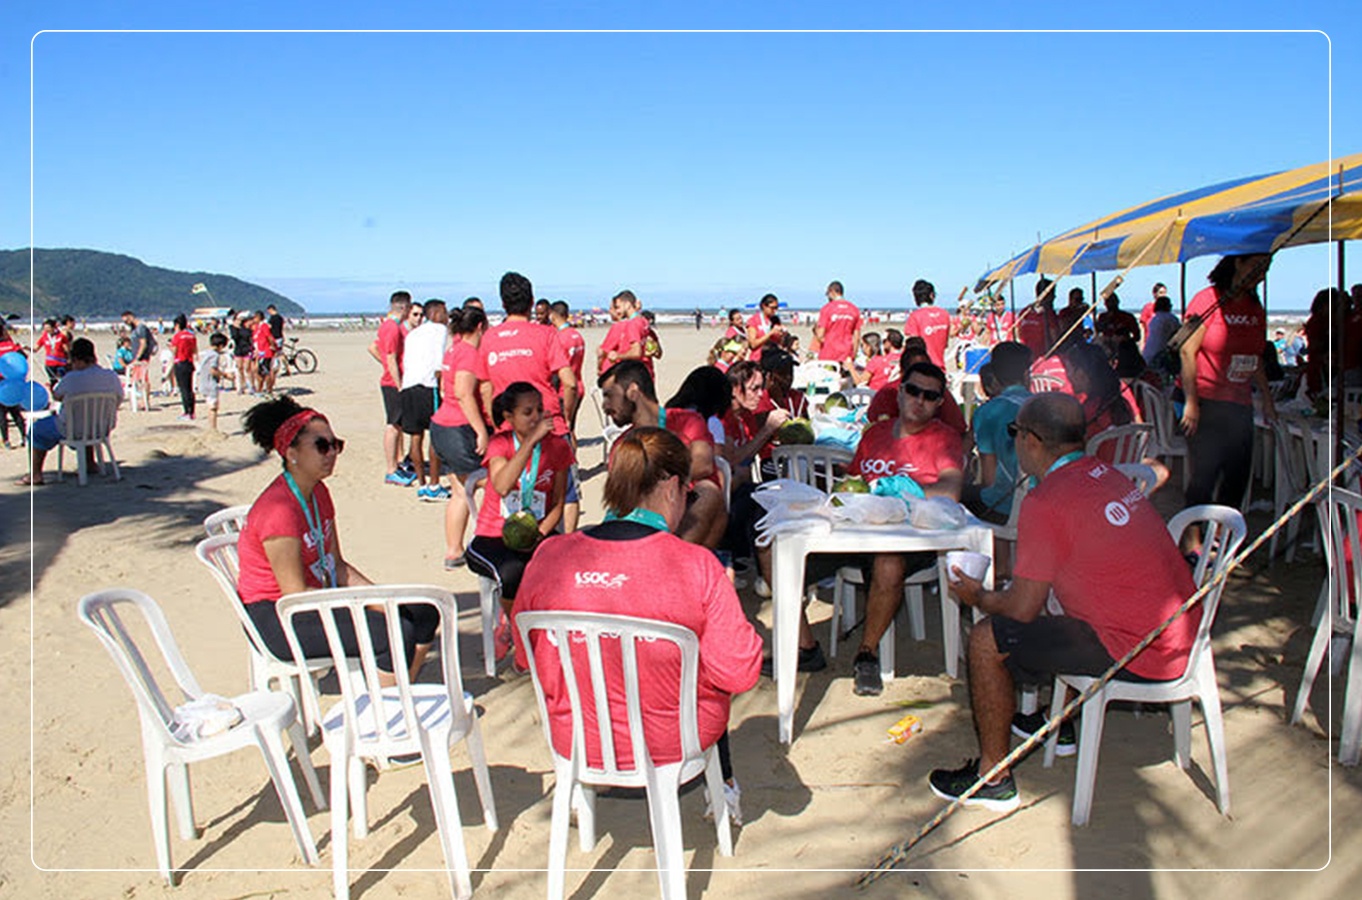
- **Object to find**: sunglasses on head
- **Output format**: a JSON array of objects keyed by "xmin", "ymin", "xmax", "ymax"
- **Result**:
[
  {"xmin": 900, "ymin": 382, "xmax": 944, "ymax": 402},
  {"xmin": 311, "ymin": 436, "xmax": 345, "ymax": 455},
  {"xmin": 1006, "ymin": 422, "xmax": 1034, "ymax": 439}
]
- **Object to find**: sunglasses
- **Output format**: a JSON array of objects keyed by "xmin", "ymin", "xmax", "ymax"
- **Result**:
[
  {"xmin": 312, "ymin": 436, "xmax": 345, "ymax": 455},
  {"xmin": 900, "ymin": 382, "xmax": 944, "ymax": 403},
  {"xmin": 1006, "ymin": 422, "xmax": 1034, "ymax": 440}
]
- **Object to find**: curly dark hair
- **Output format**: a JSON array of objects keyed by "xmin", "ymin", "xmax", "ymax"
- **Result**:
[{"xmin": 242, "ymin": 395, "xmax": 308, "ymax": 453}]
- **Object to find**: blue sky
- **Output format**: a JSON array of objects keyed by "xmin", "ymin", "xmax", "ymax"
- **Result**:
[{"xmin": 2, "ymin": 3, "xmax": 1359, "ymax": 314}]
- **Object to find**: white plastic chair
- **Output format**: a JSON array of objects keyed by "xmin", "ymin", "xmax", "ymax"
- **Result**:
[
  {"xmin": 1267, "ymin": 416, "xmax": 1312, "ymax": 562},
  {"xmin": 769, "ymin": 444, "xmax": 853, "ymax": 493},
  {"xmin": 713, "ymin": 455, "xmax": 732, "ymax": 510},
  {"xmin": 77, "ymin": 588, "xmax": 322, "ymax": 883},
  {"xmin": 1042, "ymin": 505, "xmax": 1247, "ymax": 824},
  {"xmin": 1113, "ymin": 462, "xmax": 1160, "ymax": 497},
  {"xmin": 54, "ymin": 391, "xmax": 121, "ymax": 485},
  {"xmin": 203, "ymin": 504, "xmax": 252, "ymax": 537},
  {"xmin": 463, "ymin": 468, "xmax": 501, "ymax": 678},
  {"xmin": 841, "ymin": 386, "xmax": 876, "ymax": 409},
  {"xmin": 794, "ymin": 359, "xmax": 842, "ymax": 394},
  {"xmin": 194, "ymin": 534, "xmax": 333, "ymax": 734},
  {"xmin": 515, "ymin": 611, "xmax": 733, "ymax": 900},
  {"xmin": 278, "ymin": 585, "xmax": 498, "ymax": 900},
  {"xmin": 1133, "ymin": 380, "xmax": 1189, "ymax": 490},
  {"xmin": 1290, "ymin": 488, "xmax": 1362, "ymax": 765},
  {"xmin": 1085, "ymin": 422, "xmax": 1154, "ymax": 465},
  {"xmin": 126, "ymin": 361, "xmax": 151, "ymax": 412}
]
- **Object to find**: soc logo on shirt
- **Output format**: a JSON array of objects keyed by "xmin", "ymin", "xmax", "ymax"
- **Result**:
[
  {"xmin": 859, "ymin": 457, "xmax": 907, "ymax": 477},
  {"xmin": 574, "ymin": 571, "xmax": 630, "ymax": 589}
]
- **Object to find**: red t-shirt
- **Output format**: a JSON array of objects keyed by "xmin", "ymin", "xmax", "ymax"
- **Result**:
[
  {"xmin": 431, "ymin": 338, "xmax": 484, "ymax": 428},
  {"xmin": 482, "ymin": 319, "xmax": 572, "ymax": 435},
  {"xmin": 849, "ymin": 419, "xmax": 963, "ymax": 484},
  {"xmin": 723, "ymin": 406, "xmax": 776, "ymax": 461},
  {"xmin": 1014, "ymin": 455, "xmax": 1198, "ymax": 680},
  {"xmin": 1028, "ymin": 354, "xmax": 1075, "ymax": 395},
  {"xmin": 866, "ymin": 383, "xmax": 968, "ymax": 434},
  {"xmin": 1140, "ymin": 301, "xmax": 1156, "ymax": 331},
  {"xmin": 1016, "ymin": 306, "xmax": 1061, "ymax": 359},
  {"xmin": 237, "ymin": 476, "xmax": 337, "ymax": 604},
  {"xmin": 756, "ymin": 388, "xmax": 809, "ymax": 421},
  {"xmin": 746, "ymin": 312, "xmax": 776, "ymax": 362},
  {"xmin": 1186, "ymin": 285, "xmax": 1266, "ymax": 406},
  {"xmin": 556, "ymin": 325, "xmax": 586, "ymax": 385},
  {"xmin": 864, "ymin": 354, "xmax": 896, "ymax": 391},
  {"xmin": 817, "ymin": 299, "xmax": 862, "ymax": 364},
  {"xmin": 597, "ymin": 316, "xmax": 650, "ymax": 375},
  {"xmin": 512, "ymin": 528, "xmax": 763, "ymax": 767},
  {"xmin": 904, "ymin": 306, "xmax": 953, "ymax": 368},
  {"xmin": 374, "ymin": 316, "xmax": 403, "ymax": 387},
  {"xmin": 40, "ymin": 330, "xmax": 71, "ymax": 367},
  {"xmin": 253, "ymin": 322, "xmax": 276, "ymax": 360},
  {"xmin": 171, "ymin": 329, "xmax": 197, "ymax": 363},
  {"xmin": 0, "ymin": 338, "xmax": 23, "ymax": 358},
  {"xmin": 981, "ymin": 310, "xmax": 1015, "ymax": 345},
  {"xmin": 475, "ymin": 431, "xmax": 573, "ymax": 537}
]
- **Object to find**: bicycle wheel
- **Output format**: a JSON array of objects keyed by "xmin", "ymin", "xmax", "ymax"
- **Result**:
[{"xmin": 292, "ymin": 349, "xmax": 318, "ymax": 374}]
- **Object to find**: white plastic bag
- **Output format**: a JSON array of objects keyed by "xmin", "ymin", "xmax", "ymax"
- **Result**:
[
  {"xmin": 170, "ymin": 694, "xmax": 244, "ymax": 742},
  {"xmin": 905, "ymin": 496, "xmax": 970, "ymax": 531},
  {"xmin": 752, "ymin": 478, "xmax": 828, "ymax": 512},
  {"xmin": 823, "ymin": 493, "xmax": 908, "ymax": 525}
]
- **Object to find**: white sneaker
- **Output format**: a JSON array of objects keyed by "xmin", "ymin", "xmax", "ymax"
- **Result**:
[
  {"xmin": 754, "ymin": 576, "xmax": 772, "ymax": 598},
  {"xmin": 703, "ymin": 778, "xmax": 743, "ymax": 826}
]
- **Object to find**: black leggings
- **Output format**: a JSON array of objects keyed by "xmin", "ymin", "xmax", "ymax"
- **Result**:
[
  {"xmin": 0, "ymin": 404, "xmax": 23, "ymax": 445},
  {"xmin": 467, "ymin": 535, "xmax": 535, "ymax": 601},
  {"xmin": 1186, "ymin": 398, "xmax": 1254, "ymax": 509},
  {"xmin": 173, "ymin": 359, "xmax": 195, "ymax": 416},
  {"xmin": 247, "ymin": 599, "xmax": 441, "ymax": 673}
]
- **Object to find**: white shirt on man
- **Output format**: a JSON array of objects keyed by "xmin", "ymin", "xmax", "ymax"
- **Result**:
[{"xmin": 401, "ymin": 321, "xmax": 447, "ymax": 390}]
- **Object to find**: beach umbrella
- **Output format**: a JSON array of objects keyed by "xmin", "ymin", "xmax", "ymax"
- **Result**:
[
  {"xmin": 975, "ymin": 152, "xmax": 1362, "ymax": 291},
  {"xmin": 0, "ymin": 377, "xmax": 22, "ymax": 407}
]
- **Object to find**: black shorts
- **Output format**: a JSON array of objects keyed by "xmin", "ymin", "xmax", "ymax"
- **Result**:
[
  {"xmin": 246, "ymin": 598, "xmax": 440, "ymax": 674},
  {"xmin": 400, "ymin": 385, "xmax": 435, "ymax": 434},
  {"xmin": 380, "ymin": 385, "xmax": 403, "ymax": 427},
  {"xmin": 990, "ymin": 615, "xmax": 1160, "ymax": 686},
  {"xmin": 431, "ymin": 422, "xmax": 483, "ymax": 475},
  {"xmin": 257, "ymin": 357, "xmax": 273, "ymax": 377},
  {"xmin": 804, "ymin": 551, "xmax": 937, "ymax": 587}
]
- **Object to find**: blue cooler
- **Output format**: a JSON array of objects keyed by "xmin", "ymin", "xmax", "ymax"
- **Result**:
[{"xmin": 964, "ymin": 347, "xmax": 991, "ymax": 375}]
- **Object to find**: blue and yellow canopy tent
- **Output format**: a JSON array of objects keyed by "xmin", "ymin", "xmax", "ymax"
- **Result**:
[{"xmin": 975, "ymin": 152, "xmax": 1362, "ymax": 310}]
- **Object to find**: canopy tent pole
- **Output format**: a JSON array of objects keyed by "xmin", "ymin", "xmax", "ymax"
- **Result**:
[
  {"xmin": 1341, "ymin": 240, "xmax": 1347, "ymax": 291},
  {"xmin": 1009, "ymin": 279, "xmax": 1015, "ymax": 318},
  {"xmin": 1262, "ymin": 272, "xmax": 1268, "ymax": 313},
  {"xmin": 1040, "ymin": 219, "xmax": 1177, "ymax": 359},
  {"xmin": 1180, "ymin": 263, "xmax": 1187, "ymax": 317}
]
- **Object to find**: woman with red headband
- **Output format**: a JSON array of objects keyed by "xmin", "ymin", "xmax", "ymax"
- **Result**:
[{"xmin": 236, "ymin": 395, "xmax": 438, "ymax": 681}]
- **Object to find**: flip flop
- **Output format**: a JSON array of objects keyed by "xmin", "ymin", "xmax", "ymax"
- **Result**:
[{"xmin": 14, "ymin": 474, "xmax": 44, "ymax": 486}]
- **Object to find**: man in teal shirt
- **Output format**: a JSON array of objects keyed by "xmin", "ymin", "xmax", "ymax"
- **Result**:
[{"xmin": 963, "ymin": 341, "xmax": 1032, "ymax": 524}]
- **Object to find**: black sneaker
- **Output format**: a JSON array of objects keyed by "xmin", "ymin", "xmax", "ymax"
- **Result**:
[
  {"xmin": 760, "ymin": 643, "xmax": 828, "ymax": 677},
  {"xmin": 927, "ymin": 758, "xmax": 1020, "ymax": 812},
  {"xmin": 852, "ymin": 650, "xmax": 883, "ymax": 696},
  {"xmin": 1011, "ymin": 710, "xmax": 1076, "ymax": 757}
]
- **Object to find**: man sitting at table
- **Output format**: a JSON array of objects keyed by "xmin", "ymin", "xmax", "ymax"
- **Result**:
[
  {"xmin": 598, "ymin": 359, "xmax": 728, "ymax": 548},
  {"xmin": 929, "ymin": 392, "xmax": 1197, "ymax": 811},
  {"xmin": 791, "ymin": 362, "xmax": 965, "ymax": 695}
]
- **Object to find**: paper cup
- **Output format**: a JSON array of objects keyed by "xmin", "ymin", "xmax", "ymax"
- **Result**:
[{"xmin": 945, "ymin": 550, "xmax": 991, "ymax": 584}]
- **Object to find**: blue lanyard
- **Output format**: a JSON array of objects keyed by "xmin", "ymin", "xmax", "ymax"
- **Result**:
[
  {"xmin": 282, "ymin": 471, "xmax": 335, "ymax": 587},
  {"xmin": 1029, "ymin": 450, "xmax": 1085, "ymax": 490},
  {"xmin": 603, "ymin": 507, "xmax": 671, "ymax": 532},
  {"xmin": 512, "ymin": 435, "xmax": 543, "ymax": 512},
  {"xmin": 658, "ymin": 407, "xmax": 667, "ymax": 429}
]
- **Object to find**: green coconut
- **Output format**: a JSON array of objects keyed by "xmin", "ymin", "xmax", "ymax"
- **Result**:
[
  {"xmin": 643, "ymin": 336, "xmax": 661, "ymax": 357},
  {"xmin": 776, "ymin": 418, "xmax": 815, "ymax": 445},
  {"xmin": 834, "ymin": 475, "xmax": 871, "ymax": 494},
  {"xmin": 823, "ymin": 392, "xmax": 851, "ymax": 411},
  {"xmin": 502, "ymin": 510, "xmax": 541, "ymax": 552}
]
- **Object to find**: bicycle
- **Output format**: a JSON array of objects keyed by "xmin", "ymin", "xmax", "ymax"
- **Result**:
[{"xmin": 277, "ymin": 337, "xmax": 317, "ymax": 376}]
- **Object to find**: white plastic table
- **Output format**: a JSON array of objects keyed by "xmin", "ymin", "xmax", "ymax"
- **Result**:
[{"xmin": 769, "ymin": 519, "xmax": 994, "ymax": 744}]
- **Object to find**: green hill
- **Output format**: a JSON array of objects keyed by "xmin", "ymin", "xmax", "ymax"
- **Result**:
[{"xmin": 0, "ymin": 248, "xmax": 304, "ymax": 319}]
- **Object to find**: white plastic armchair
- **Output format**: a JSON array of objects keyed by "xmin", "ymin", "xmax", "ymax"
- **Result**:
[
  {"xmin": 277, "ymin": 585, "xmax": 497, "ymax": 900},
  {"xmin": 194, "ymin": 534, "xmax": 333, "ymax": 734},
  {"xmin": 1132, "ymin": 381, "xmax": 1189, "ymax": 489},
  {"xmin": 794, "ymin": 359, "xmax": 842, "ymax": 394},
  {"xmin": 1291, "ymin": 488, "xmax": 1362, "ymax": 765},
  {"xmin": 770, "ymin": 444, "xmax": 852, "ymax": 493},
  {"xmin": 515, "ymin": 611, "xmax": 733, "ymax": 900},
  {"xmin": 1085, "ymin": 422, "xmax": 1154, "ymax": 465},
  {"xmin": 1113, "ymin": 462, "xmax": 1159, "ymax": 497},
  {"xmin": 55, "ymin": 391, "xmax": 121, "ymax": 485},
  {"xmin": 589, "ymin": 386, "xmax": 628, "ymax": 465},
  {"xmin": 463, "ymin": 468, "xmax": 501, "ymax": 677},
  {"xmin": 203, "ymin": 504, "xmax": 252, "ymax": 537},
  {"xmin": 1042, "ymin": 504, "xmax": 1247, "ymax": 824},
  {"xmin": 77, "ymin": 588, "xmax": 321, "ymax": 884}
]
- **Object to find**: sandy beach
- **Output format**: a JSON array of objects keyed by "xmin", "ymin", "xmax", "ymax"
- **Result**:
[{"xmin": 2, "ymin": 321, "xmax": 1358, "ymax": 899}]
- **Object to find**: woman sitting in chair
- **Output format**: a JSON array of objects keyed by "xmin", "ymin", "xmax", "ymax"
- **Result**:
[
  {"xmin": 237, "ymin": 395, "xmax": 437, "ymax": 682},
  {"xmin": 513, "ymin": 427, "xmax": 763, "ymax": 821}
]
